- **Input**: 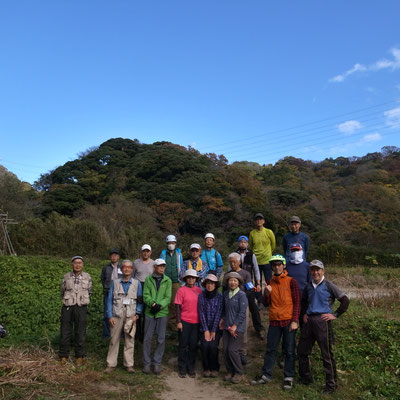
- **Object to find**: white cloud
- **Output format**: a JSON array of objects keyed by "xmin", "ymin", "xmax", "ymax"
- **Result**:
[
  {"xmin": 362, "ymin": 133, "xmax": 382, "ymax": 142},
  {"xmin": 337, "ymin": 120, "xmax": 363, "ymax": 134},
  {"xmin": 329, "ymin": 47, "xmax": 400, "ymax": 83},
  {"xmin": 384, "ymin": 106, "xmax": 400, "ymax": 128}
]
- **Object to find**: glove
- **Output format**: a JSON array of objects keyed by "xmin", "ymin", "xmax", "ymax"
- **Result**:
[{"xmin": 150, "ymin": 304, "xmax": 162, "ymax": 314}]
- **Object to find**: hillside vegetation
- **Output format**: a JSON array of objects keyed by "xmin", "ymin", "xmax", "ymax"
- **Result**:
[{"xmin": 1, "ymin": 139, "xmax": 400, "ymax": 266}]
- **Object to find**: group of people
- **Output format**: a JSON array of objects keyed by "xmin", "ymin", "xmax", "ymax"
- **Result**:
[{"xmin": 58, "ymin": 213, "xmax": 349, "ymax": 394}]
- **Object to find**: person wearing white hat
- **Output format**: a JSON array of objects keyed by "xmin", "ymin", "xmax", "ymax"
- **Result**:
[
  {"xmin": 159, "ymin": 235, "xmax": 184, "ymax": 330},
  {"xmin": 175, "ymin": 269, "xmax": 202, "ymax": 378},
  {"xmin": 201, "ymin": 233, "xmax": 224, "ymax": 278},
  {"xmin": 179, "ymin": 243, "xmax": 208, "ymax": 286}
]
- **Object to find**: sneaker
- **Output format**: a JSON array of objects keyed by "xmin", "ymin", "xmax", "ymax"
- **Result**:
[
  {"xmin": 126, "ymin": 367, "xmax": 135, "ymax": 373},
  {"xmin": 251, "ymin": 375, "xmax": 272, "ymax": 385},
  {"xmin": 188, "ymin": 370, "xmax": 196, "ymax": 378},
  {"xmin": 231, "ymin": 374, "xmax": 242, "ymax": 384},
  {"xmin": 283, "ymin": 379, "xmax": 293, "ymax": 391},
  {"xmin": 60, "ymin": 357, "xmax": 68, "ymax": 365},
  {"xmin": 321, "ymin": 386, "xmax": 336, "ymax": 394},
  {"xmin": 224, "ymin": 374, "xmax": 233, "ymax": 382},
  {"xmin": 203, "ymin": 370, "xmax": 211, "ymax": 377},
  {"xmin": 104, "ymin": 366, "xmax": 115, "ymax": 373},
  {"xmin": 142, "ymin": 365, "xmax": 151, "ymax": 374},
  {"xmin": 210, "ymin": 370, "xmax": 219, "ymax": 378},
  {"xmin": 153, "ymin": 364, "xmax": 162, "ymax": 375},
  {"xmin": 75, "ymin": 357, "xmax": 84, "ymax": 366},
  {"xmin": 178, "ymin": 371, "xmax": 186, "ymax": 378},
  {"xmin": 300, "ymin": 377, "xmax": 314, "ymax": 385}
]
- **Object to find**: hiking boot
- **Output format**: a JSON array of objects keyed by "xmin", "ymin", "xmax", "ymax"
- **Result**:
[
  {"xmin": 210, "ymin": 370, "xmax": 219, "ymax": 378},
  {"xmin": 126, "ymin": 367, "xmax": 135, "ymax": 373},
  {"xmin": 153, "ymin": 364, "xmax": 162, "ymax": 375},
  {"xmin": 142, "ymin": 365, "xmax": 151, "ymax": 374},
  {"xmin": 76, "ymin": 357, "xmax": 84, "ymax": 366},
  {"xmin": 203, "ymin": 370, "xmax": 211, "ymax": 377},
  {"xmin": 322, "ymin": 386, "xmax": 336, "ymax": 394},
  {"xmin": 251, "ymin": 375, "xmax": 272, "ymax": 385},
  {"xmin": 224, "ymin": 373, "xmax": 233, "ymax": 382},
  {"xmin": 300, "ymin": 376, "xmax": 314, "ymax": 385},
  {"xmin": 60, "ymin": 357, "xmax": 68, "ymax": 365},
  {"xmin": 283, "ymin": 378, "xmax": 293, "ymax": 391},
  {"xmin": 104, "ymin": 366, "xmax": 115, "ymax": 373},
  {"xmin": 188, "ymin": 370, "xmax": 196, "ymax": 378},
  {"xmin": 231, "ymin": 374, "xmax": 242, "ymax": 384},
  {"xmin": 178, "ymin": 371, "xmax": 186, "ymax": 378}
]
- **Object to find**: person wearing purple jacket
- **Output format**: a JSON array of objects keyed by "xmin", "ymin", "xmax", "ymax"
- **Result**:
[{"xmin": 198, "ymin": 274, "xmax": 223, "ymax": 378}]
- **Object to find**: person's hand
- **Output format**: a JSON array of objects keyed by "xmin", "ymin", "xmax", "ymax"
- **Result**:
[
  {"xmin": 228, "ymin": 324, "xmax": 237, "ymax": 337},
  {"xmin": 204, "ymin": 330, "xmax": 211, "ymax": 341},
  {"xmin": 321, "ymin": 313, "xmax": 336, "ymax": 321},
  {"xmin": 289, "ymin": 321, "xmax": 298, "ymax": 332},
  {"xmin": 131, "ymin": 315, "xmax": 139, "ymax": 323},
  {"xmin": 219, "ymin": 319, "xmax": 224, "ymax": 330},
  {"xmin": 210, "ymin": 332, "xmax": 216, "ymax": 341},
  {"xmin": 266, "ymin": 285, "xmax": 272, "ymax": 294},
  {"xmin": 109, "ymin": 317, "xmax": 115, "ymax": 328},
  {"xmin": 303, "ymin": 314, "xmax": 308, "ymax": 324},
  {"xmin": 177, "ymin": 322, "xmax": 183, "ymax": 332},
  {"xmin": 256, "ymin": 284, "xmax": 261, "ymax": 292}
]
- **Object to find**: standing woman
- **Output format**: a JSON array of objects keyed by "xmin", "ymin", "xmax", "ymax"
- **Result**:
[
  {"xmin": 198, "ymin": 274, "xmax": 223, "ymax": 378},
  {"xmin": 175, "ymin": 269, "xmax": 202, "ymax": 378},
  {"xmin": 220, "ymin": 272, "xmax": 248, "ymax": 384}
]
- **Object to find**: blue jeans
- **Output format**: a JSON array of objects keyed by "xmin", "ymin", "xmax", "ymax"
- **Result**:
[{"xmin": 262, "ymin": 324, "xmax": 296, "ymax": 379}]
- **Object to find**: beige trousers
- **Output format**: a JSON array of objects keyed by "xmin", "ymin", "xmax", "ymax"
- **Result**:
[{"xmin": 106, "ymin": 315, "xmax": 136, "ymax": 368}]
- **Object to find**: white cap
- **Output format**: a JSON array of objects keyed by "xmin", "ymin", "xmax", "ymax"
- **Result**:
[
  {"xmin": 204, "ymin": 233, "xmax": 215, "ymax": 240},
  {"xmin": 182, "ymin": 269, "xmax": 200, "ymax": 280},
  {"xmin": 154, "ymin": 258, "xmax": 166, "ymax": 266},
  {"xmin": 166, "ymin": 234, "xmax": 177, "ymax": 243},
  {"xmin": 141, "ymin": 244, "xmax": 151, "ymax": 251},
  {"xmin": 190, "ymin": 243, "xmax": 201, "ymax": 250}
]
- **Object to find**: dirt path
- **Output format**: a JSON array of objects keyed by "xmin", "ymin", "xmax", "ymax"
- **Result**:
[{"xmin": 160, "ymin": 372, "xmax": 246, "ymax": 400}]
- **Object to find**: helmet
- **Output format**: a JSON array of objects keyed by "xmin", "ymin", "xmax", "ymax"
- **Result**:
[
  {"xmin": 204, "ymin": 233, "xmax": 215, "ymax": 240},
  {"xmin": 268, "ymin": 254, "xmax": 286, "ymax": 265},
  {"xmin": 166, "ymin": 234, "xmax": 177, "ymax": 243}
]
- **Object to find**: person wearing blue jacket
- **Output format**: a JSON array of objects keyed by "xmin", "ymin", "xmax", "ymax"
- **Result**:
[
  {"xmin": 160, "ymin": 234, "xmax": 183, "ymax": 330},
  {"xmin": 200, "ymin": 233, "xmax": 224, "ymax": 277},
  {"xmin": 282, "ymin": 216, "xmax": 310, "ymax": 262}
]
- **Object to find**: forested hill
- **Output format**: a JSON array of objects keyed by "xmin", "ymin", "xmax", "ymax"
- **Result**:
[{"xmin": 1, "ymin": 138, "xmax": 400, "ymax": 266}]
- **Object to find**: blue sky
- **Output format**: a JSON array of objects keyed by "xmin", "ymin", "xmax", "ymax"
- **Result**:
[{"xmin": 1, "ymin": 1, "xmax": 399, "ymax": 184}]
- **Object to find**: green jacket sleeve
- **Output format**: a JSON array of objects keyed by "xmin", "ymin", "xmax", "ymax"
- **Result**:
[{"xmin": 143, "ymin": 276, "xmax": 155, "ymax": 307}]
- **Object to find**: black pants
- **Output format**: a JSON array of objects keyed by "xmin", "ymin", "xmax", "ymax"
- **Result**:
[
  {"xmin": 200, "ymin": 330, "xmax": 222, "ymax": 371},
  {"xmin": 223, "ymin": 330, "xmax": 244, "ymax": 375},
  {"xmin": 246, "ymin": 290, "xmax": 264, "ymax": 332},
  {"xmin": 178, "ymin": 321, "xmax": 199, "ymax": 373},
  {"xmin": 59, "ymin": 305, "xmax": 87, "ymax": 358},
  {"xmin": 298, "ymin": 315, "xmax": 337, "ymax": 390}
]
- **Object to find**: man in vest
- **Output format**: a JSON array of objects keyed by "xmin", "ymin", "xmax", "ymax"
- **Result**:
[
  {"xmin": 180, "ymin": 243, "xmax": 208, "ymax": 286},
  {"xmin": 104, "ymin": 260, "xmax": 143, "ymax": 373},
  {"xmin": 160, "ymin": 235, "xmax": 183, "ymax": 330},
  {"xmin": 235, "ymin": 235, "xmax": 265, "ymax": 339},
  {"xmin": 59, "ymin": 256, "xmax": 92, "ymax": 365},
  {"xmin": 101, "ymin": 249, "xmax": 122, "ymax": 338},
  {"xmin": 251, "ymin": 254, "xmax": 300, "ymax": 391},
  {"xmin": 201, "ymin": 233, "xmax": 224, "ymax": 277},
  {"xmin": 142, "ymin": 258, "xmax": 172, "ymax": 374},
  {"xmin": 297, "ymin": 260, "xmax": 350, "ymax": 394}
]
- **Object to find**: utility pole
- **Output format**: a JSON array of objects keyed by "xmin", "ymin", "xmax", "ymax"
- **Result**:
[{"xmin": 0, "ymin": 210, "xmax": 17, "ymax": 256}]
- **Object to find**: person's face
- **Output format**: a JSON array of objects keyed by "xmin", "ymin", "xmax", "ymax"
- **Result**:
[
  {"xmin": 191, "ymin": 248, "xmax": 201, "ymax": 259},
  {"xmin": 154, "ymin": 264, "xmax": 166, "ymax": 275},
  {"xmin": 290, "ymin": 221, "xmax": 301, "ymax": 234},
  {"xmin": 72, "ymin": 259, "xmax": 84, "ymax": 274},
  {"xmin": 271, "ymin": 261, "xmax": 284, "ymax": 276},
  {"xmin": 141, "ymin": 249, "xmax": 151, "ymax": 260},
  {"xmin": 185, "ymin": 276, "xmax": 196, "ymax": 287},
  {"xmin": 110, "ymin": 253, "xmax": 120, "ymax": 263},
  {"xmin": 239, "ymin": 240, "xmax": 248, "ymax": 250},
  {"xmin": 228, "ymin": 278, "xmax": 239, "ymax": 290},
  {"xmin": 205, "ymin": 281, "xmax": 216, "ymax": 292},
  {"xmin": 121, "ymin": 263, "xmax": 133, "ymax": 277},
  {"xmin": 310, "ymin": 266, "xmax": 324, "ymax": 283},
  {"xmin": 229, "ymin": 258, "xmax": 240, "ymax": 271},
  {"xmin": 255, "ymin": 217, "xmax": 265, "ymax": 228},
  {"xmin": 205, "ymin": 238, "xmax": 214, "ymax": 248}
]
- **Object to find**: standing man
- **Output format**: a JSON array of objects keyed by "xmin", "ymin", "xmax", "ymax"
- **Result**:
[
  {"xmin": 298, "ymin": 260, "xmax": 350, "ymax": 394},
  {"xmin": 249, "ymin": 212, "xmax": 276, "ymax": 287},
  {"xmin": 101, "ymin": 249, "xmax": 122, "ymax": 338},
  {"xmin": 59, "ymin": 256, "xmax": 92, "ymax": 365},
  {"xmin": 142, "ymin": 259, "xmax": 172, "ymax": 374},
  {"xmin": 285, "ymin": 243, "xmax": 310, "ymax": 295},
  {"xmin": 104, "ymin": 260, "xmax": 143, "ymax": 373},
  {"xmin": 201, "ymin": 233, "xmax": 224, "ymax": 277},
  {"xmin": 180, "ymin": 243, "xmax": 208, "ymax": 286},
  {"xmin": 251, "ymin": 254, "xmax": 300, "ymax": 391},
  {"xmin": 160, "ymin": 235, "xmax": 183, "ymax": 331},
  {"xmin": 282, "ymin": 216, "xmax": 310, "ymax": 262},
  {"xmin": 133, "ymin": 244, "xmax": 155, "ymax": 340}
]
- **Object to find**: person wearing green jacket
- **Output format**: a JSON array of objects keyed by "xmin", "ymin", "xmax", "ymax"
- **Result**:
[{"xmin": 142, "ymin": 258, "xmax": 172, "ymax": 375}]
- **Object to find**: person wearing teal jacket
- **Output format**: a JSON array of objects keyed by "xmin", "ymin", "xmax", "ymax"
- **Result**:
[{"xmin": 142, "ymin": 258, "xmax": 172, "ymax": 374}]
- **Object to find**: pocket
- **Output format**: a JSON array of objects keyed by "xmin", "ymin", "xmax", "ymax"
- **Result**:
[
  {"xmin": 80, "ymin": 293, "xmax": 90, "ymax": 305},
  {"xmin": 63, "ymin": 292, "xmax": 75, "ymax": 306}
]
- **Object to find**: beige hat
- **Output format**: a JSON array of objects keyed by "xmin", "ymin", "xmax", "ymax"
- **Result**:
[{"xmin": 223, "ymin": 271, "xmax": 244, "ymax": 285}]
